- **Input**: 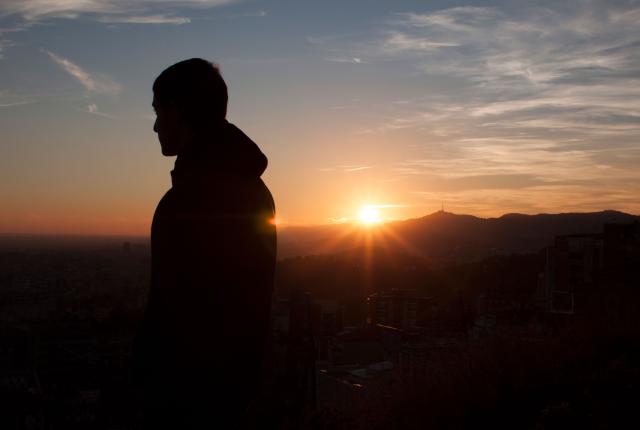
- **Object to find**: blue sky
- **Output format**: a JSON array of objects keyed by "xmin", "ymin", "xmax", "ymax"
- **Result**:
[{"xmin": 1, "ymin": 0, "xmax": 639, "ymax": 234}]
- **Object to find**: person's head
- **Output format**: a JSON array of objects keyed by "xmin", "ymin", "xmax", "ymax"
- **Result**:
[{"xmin": 152, "ymin": 58, "xmax": 228, "ymax": 156}]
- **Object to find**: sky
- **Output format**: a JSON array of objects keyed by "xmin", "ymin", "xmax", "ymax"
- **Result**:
[{"xmin": 0, "ymin": 0, "xmax": 639, "ymax": 235}]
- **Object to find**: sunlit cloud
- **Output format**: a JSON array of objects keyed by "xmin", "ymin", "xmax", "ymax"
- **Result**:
[
  {"xmin": 342, "ymin": 165, "xmax": 373, "ymax": 172},
  {"xmin": 411, "ymin": 181, "xmax": 640, "ymax": 217},
  {"xmin": 97, "ymin": 14, "xmax": 191, "ymax": 25},
  {"xmin": 382, "ymin": 32, "xmax": 459, "ymax": 53},
  {"xmin": 318, "ymin": 165, "xmax": 374, "ymax": 173},
  {"xmin": 306, "ymin": 1, "xmax": 640, "ymax": 214},
  {"xmin": 399, "ymin": 7, "xmax": 501, "ymax": 31},
  {"xmin": 44, "ymin": 50, "xmax": 121, "ymax": 95},
  {"xmin": 326, "ymin": 57, "xmax": 364, "ymax": 64},
  {"xmin": 0, "ymin": 0, "xmax": 239, "ymax": 22},
  {"xmin": 229, "ymin": 10, "xmax": 268, "ymax": 18},
  {"xmin": 85, "ymin": 103, "xmax": 115, "ymax": 118},
  {"xmin": 323, "ymin": 1, "xmax": 640, "ymax": 137}
]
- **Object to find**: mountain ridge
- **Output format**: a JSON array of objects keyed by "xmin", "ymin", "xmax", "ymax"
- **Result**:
[{"xmin": 278, "ymin": 210, "xmax": 639, "ymax": 263}]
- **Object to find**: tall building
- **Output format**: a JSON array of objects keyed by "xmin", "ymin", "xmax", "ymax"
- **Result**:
[
  {"xmin": 538, "ymin": 221, "xmax": 640, "ymax": 315},
  {"xmin": 367, "ymin": 289, "xmax": 433, "ymax": 330},
  {"xmin": 603, "ymin": 222, "xmax": 640, "ymax": 289},
  {"xmin": 543, "ymin": 233, "xmax": 603, "ymax": 314}
]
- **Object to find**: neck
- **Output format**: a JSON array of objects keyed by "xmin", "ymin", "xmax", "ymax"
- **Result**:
[{"xmin": 177, "ymin": 119, "xmax": 228, "ymax": 157}]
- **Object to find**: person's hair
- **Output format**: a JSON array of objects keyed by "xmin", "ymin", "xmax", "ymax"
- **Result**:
[{"xmin": 153, "ymin": 58, "xmax": 228, "ymax": 126}]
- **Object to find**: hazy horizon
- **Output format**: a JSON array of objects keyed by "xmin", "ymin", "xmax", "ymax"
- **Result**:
[{"xmin": 1, "ymin": 207, "xmax": 637, "ymax": 238}]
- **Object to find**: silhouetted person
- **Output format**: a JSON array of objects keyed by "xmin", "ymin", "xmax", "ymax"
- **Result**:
[{"xmin": 133, "ymin": 58, "xmax": 277, "ymax": 428}]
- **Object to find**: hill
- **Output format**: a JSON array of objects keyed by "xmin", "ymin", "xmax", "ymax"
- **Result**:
[{"xmin": 277, "ymin": 210, "xmax": 639, "ymax": 264}]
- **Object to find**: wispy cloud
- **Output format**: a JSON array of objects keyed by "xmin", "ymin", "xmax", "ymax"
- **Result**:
[
  {"xmin": 0, "ymin": 23, "xmax": 29, "ymax": 59},
  {"xmin": 320, "ymin": 1, "xmax": 640, "ymax": 139},
  {"xmin": 0, "ymin": 89, "xmax": 39, "ymax": 108},
  {"xmin": 0, "ymin": 1, "xmax": 238, "ymax": 23},
  {"xmin": 319, "ymin": 165, "xmax": 374, "ymax": 173},
  {"xmin": 44, "ymin": 50, "xmax": 121, "ymax": 95},
  {"xmin": 319, "ymin": 1, "xmax": 640, "ymax": 214},
  {"xmin": 0, "ymin": 100, "xmax": 31, "ymax": 107},
  {"xmin": 399, "ymin": 7, "xmax": 502, "ymax": 32},
  {"xmin": 85, "ymin": 103, "xmax": 115, "ymax": 118},
  {"xmin": 0, "ymin": 38, "xmax": 12, "ymax": 59},
  {"xmin": 384, "ymin": 4, "xmax": 640, "ymax": 90},
  {"xmin": 98, "ymin": 14, "xmax": 190, "ymax": 25},
  {"xmin": 410, "ymin": 181, "xmax": 640, "ymax": 217},
  {"xmin": 342, "ymin": 165, "xmax": 372, "ymax": 172},
  {"xmin": 229, "ymin": 10, "xmax": 268, "ymax": 18},
  {"xmin": 382, "ymin": 32, "xmax": 459, "ymax": 53},
  {"xmin": 326, "ymin": 57, "xmax": 364, "ymax": 64}
]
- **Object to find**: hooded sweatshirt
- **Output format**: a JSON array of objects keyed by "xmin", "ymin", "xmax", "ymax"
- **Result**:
[{"xmin": 133, "ymin": 121, "xmax": 277, "ymax": 417}]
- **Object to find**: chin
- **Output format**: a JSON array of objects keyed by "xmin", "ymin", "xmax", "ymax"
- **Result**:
[{"xmin": 159, "ymin": 141, "xmax": 178, "ymax": 156}]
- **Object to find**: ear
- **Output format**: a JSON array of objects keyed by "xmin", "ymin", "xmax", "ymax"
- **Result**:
[{"xmin": 175, "ymin": 108, "xmax": 196, "ymax": 139}]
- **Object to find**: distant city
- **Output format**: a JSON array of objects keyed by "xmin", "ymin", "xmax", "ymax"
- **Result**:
[{"xmin": 1, "ymin": 211, "xmax": 639, "ymax": 428}]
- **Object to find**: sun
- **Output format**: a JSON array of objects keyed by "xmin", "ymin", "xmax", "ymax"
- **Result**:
[{"xmin": 359, "ymin": 205, "xmax": 382, "ymax": 225}]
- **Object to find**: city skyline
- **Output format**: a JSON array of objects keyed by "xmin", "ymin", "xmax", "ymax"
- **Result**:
[{"xmin": 1, "ymin": 0, "xmax": 639, "ymax": 235}]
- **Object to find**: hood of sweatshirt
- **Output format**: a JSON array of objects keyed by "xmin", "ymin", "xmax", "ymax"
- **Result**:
[{"xmin": 171, "ymin": 121, "xmax": 267, "ymax": 188}]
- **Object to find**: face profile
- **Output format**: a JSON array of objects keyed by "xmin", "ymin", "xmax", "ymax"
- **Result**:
[
  {"xmin": 152, "ymin": 95, "xmax": 188, "ymax": 157},
  {"xmin": 151, "ymin": 58, "xmax": 229, "ymax": 158}
]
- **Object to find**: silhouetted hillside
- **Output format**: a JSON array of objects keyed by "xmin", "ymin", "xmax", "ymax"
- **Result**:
[{"xmin": 278, "ymin": 210, "xmax": 639, "ymax": 264}]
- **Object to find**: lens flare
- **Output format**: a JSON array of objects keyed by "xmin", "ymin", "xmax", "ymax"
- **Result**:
[{"xmin": 359, "ymin": 206, "xmax": 382, "ymax": 225}]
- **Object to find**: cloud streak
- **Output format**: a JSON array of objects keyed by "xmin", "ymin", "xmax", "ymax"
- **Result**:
[
  {"xmin": 382, "ymin": 32, "xmax": 459, "ymax": 53},
  {"xmin": 98, "ymin": 14, "xmax": 191, "ymax": 25},
  {"xmin": 326, "ymin": 56, "xmax": 363, "ymax": 64},
  {"xmin": 85, "ymin": 103, "xmax": 115, "ymax": 118},
  {"xmin": 0, "ymin": 38, "xmax": 11, "ymax": 59},
  {"xmin": 45, "ymin": 50, "xmax": 121, "ymax": 95},
  {"xmin": 0, "ymin": 100, "xmax": 31, "ymax": 107},
  {"xmin": 313, "ymin": 1, "xmax": 640, "ymax": 214},
  {"xmin": 318, "ymin": 165, "xmax": 374, "ymax": 173},
  {"xmin": 0, "ymin": 0, "xmax": 238, "ymax": 23}
]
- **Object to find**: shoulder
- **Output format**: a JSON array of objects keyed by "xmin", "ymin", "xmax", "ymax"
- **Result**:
[{"xmin": 203, "ymin": 176, "xmax": 274, "ymax": 214}]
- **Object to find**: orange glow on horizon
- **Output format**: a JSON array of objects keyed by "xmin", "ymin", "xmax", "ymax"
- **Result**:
[{"xmin": 358, "ymin": 205, "xmax": 382, "ymax": 225}]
